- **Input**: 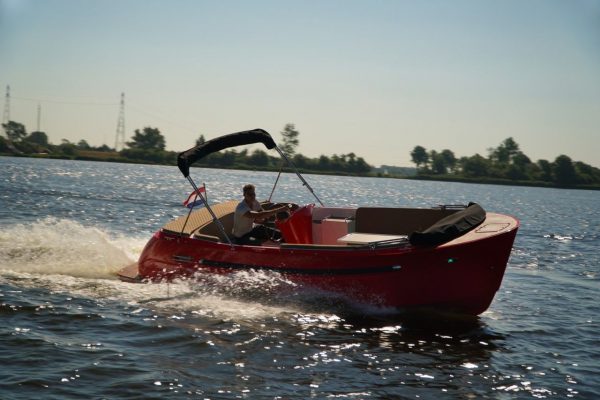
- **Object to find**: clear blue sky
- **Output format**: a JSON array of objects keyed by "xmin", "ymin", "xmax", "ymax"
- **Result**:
[{"xmin": 2, "ymin": 0, "xmax": 599, "ymax": 167}]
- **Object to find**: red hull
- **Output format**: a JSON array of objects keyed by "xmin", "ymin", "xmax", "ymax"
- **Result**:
[{"xmin": 133, "ymin": 218, "xmax": 518, "ymax": 316}]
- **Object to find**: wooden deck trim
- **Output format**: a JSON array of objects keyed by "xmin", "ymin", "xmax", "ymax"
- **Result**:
[
  {"xmin": 161, "ymin": 200, "xmax": 238, "ymax": 236},
  {"xmin": 439, "ymin": 212, "xmax": 519, "ymax": 247}
]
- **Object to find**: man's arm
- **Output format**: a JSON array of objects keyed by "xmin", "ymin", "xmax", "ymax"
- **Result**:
[{"xmin": 244, "ymin": 204, "xmax": 290, "ymax": 221}]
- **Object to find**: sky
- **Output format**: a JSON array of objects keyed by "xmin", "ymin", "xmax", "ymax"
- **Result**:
[{"xmin": 1, "ymin": 0, "xmax": 599, "ymax": 167}]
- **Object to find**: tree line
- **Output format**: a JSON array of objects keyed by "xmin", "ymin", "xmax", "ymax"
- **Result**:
[
  {"xmin": 191, "ymin": 124, "xmax": 370, "ymax": 174},
  {"xmin": 410, "ymin": 137, "xmax": 600, "ymax": 188},
  {"xmin": 0, "ymin": 121, "xmax": 371, "ymax": 175},
  {"xmin": 3, "ymin": 118, "xmax": 598, "ymax": 188}
]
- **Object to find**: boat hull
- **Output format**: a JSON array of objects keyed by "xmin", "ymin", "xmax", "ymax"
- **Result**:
[
  {"xmin": 129, "ymin": 129, "xmax": 520, "ymax": 315},
  {"xmin": 131, "ymin": 218, "xmax": 518, "ymax": 315}
]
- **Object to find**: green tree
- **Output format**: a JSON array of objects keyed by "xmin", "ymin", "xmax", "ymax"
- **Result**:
[
  {"xmin": 58, "ymin": 139, "xmax": 77, "ymax": 155},
  {"xmin": 440, "ymin": 149, "xmax": 457, "ymax": 173},
  {"xmin": 317, "ymin": 155, "xmax": 331, "ymax": 171},
  {"xmin": 552, "ymin": 155, "xmax": 577, "ymax": 186},
  {"xmin": 209, "ymin": 150, "xmax": 237, "ymax": 167},
  {"xmin": 574, "ymin": 162, "xmax": 600, "ymax": 185},
  {"xmin": 2, "ymin": 121, "xmax": 27, "ymax": 142},
  {"xmin": 537, "ymin": 159, "xmax": 553, "ymax": 182},
  {"xmin": 523, "ymin": 162, "xmax": 542, "ymax": 181},
  {"xmin": 461, "ymin": 154, "xmax": 489, "ymax": 177},
  {"xmin": 120, "ymin": 148, "xmax": 169, "ymax": 163},
  {"xmin": 77, "ymin": 139, "xmax": 91, "ymax": 149},
  {"xmin": 127, "ymin": 127, "xmax": 166, "ymax": 150},
  {"xmin": 237, "ymin": 149, "xmax": 248, "ymax": 163},
  {"xmin": 292, "ymin": 153, "xmax": 309, "ymax": 169},
  {"xmin": 489, "ymin": 137, "xmax": 520, "ymax": 165},
  {"xmin": 505, "ymin": 152, "xmax": 531, "ymax": 180},
  {"xmin": 248, "ymin": 149, "xmax": 270, "ymax": 166},
  {"xmin": 410, "ymin": 145, "xmax": 429, "ymax": 171},
  {"xmin": 196, "ymin": 134, "xmax": 206, "ymax": 146},
  {"xmin": 94, "ymin": 144, "xmax": 113, "ymax": 152},
  {"xmin": 330, "ymin": 154, "xmax": 343, "ymax": 171},
  {"xmin": 352, "ymin": 156, "xmax": 371, "ymax": 174},
  {"xmin": 280, "ymin": 123, "xmax": 299, "ymax": 157},
  {"xmin": 346, "ymin": 152, "xmax": 357, "ymax": 171},
  {"xmin": 506, "ymin": 164, "xmax": 527, "ymax": 180},
  {"xmin": 512, "ymin": 152, "xmax": 531, "ymax": 168},
  {"xmin": 430, "ymin": 150, "xmax": 447, "ymax": 174},
  {"xmin": 26, "ymin": 131, "xmax": 49, "ymax": 146}
]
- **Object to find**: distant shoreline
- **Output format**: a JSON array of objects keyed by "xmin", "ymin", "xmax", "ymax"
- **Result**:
[
  {"xmin": 403, "ymin": 174, "xmax": 600, "ymax": 191},
  {"xmin": 3, "ymin": 153, "xmax": 599, "ymax": 191}
]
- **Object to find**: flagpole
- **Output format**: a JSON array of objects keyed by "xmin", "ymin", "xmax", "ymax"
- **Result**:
[
  {"xmin": 179, "ymin": 194, "xmax": 197, "ymax": 236},
  {"xmin": 179, "ymin": 186, "xmax": 205, "ymax": 235}
]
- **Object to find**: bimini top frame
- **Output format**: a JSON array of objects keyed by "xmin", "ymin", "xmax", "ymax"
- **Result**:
[{"xmin": 176, "ymin": 128, "xmax": 324, "ymax": 245}]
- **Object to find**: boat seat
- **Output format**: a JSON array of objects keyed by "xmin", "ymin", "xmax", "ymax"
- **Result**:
[
  {"xmin": 354, "ymin": 207, "xmax": 457, "ymax": 235},
  {"xmin": 197, "ymin": 212, "xmax": 235, "ymax": 241}
]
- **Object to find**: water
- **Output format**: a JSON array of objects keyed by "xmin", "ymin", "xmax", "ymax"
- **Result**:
[{"xmin": 1, "ymin": 156, "xmax": 598, "ymax": 399}]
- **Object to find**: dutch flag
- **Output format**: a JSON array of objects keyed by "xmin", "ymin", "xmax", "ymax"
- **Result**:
[{"xmin": 183, "ymin": 186, "xmax": 206, "ymax": 209}]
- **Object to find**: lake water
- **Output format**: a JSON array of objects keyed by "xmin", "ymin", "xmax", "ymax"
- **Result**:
[{"xmin": 1, "ymin": 156, "xmax": 598, "ymax": 399}]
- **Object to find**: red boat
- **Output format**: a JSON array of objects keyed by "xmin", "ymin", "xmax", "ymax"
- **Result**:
[{"xmin": 118, "ymin": 129, "xmax": 519, "ymax": 315}]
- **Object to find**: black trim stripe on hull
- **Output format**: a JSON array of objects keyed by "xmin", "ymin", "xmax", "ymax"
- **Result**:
[{"xmin": 199, "ymin": 259, "xmax": 402, "ymax": 276}]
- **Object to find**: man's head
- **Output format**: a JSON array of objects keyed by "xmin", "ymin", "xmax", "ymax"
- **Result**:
[{"xmin": 243, "ymin": 184, "xmax": 256, "ymax": 199}]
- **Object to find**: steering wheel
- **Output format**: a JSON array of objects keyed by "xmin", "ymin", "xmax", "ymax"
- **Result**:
[{"xmin": 272, "ymin": 203, "xmax": 299, "ymax": 221}]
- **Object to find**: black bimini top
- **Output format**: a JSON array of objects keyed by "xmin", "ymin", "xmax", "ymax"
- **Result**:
[{"xmin": 177, "ymin": 128, "xmax": 277, "ymax": 177}]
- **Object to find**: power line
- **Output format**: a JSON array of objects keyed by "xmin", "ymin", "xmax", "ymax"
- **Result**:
[
  {"xmin": 12, "ymin": 95, "xmax": 117, "ymax": 106},
  {"xmin": 3, "ymin": 88, "xmax": 202, "ymax": 148},
  {"xmin": 127, "ymin": 102, "xmax": 199, "ymax": 135}
]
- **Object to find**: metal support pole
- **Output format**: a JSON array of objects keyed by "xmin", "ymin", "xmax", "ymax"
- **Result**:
[
  {"xmin": 186, "ymin": 176, "xmax": 234, "ymax": 247},
  {"xmin": 268, "ymin": 163, "xmax": 284, "ymax": 203},
  {"xmin": 275, "ymin": 147, "xmax": 324, "ymax": 206}
]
